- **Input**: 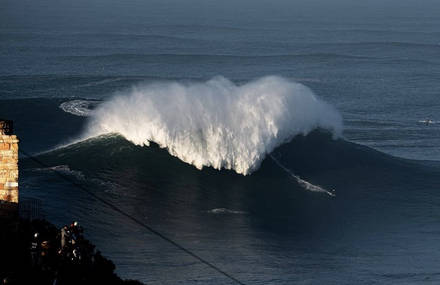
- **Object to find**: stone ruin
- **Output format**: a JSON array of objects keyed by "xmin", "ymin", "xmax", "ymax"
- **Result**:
[{"xmin": 0, "ymin": 119, "xmax": 19, "ymax": 203}]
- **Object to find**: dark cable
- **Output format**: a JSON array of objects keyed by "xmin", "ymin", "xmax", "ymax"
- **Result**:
[{"xmin": 19, "ymin": 149, "xmax": 246, "ymax": 285}]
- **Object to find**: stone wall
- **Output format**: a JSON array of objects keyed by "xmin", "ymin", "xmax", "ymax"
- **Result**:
[{"xmin": 0, "ymin": 130, "xmax": 19, "ymax": 203}]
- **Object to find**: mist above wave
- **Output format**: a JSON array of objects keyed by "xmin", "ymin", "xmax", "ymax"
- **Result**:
[{"xmin": 84, "ymin": 76, "xmax": 342, "ymax": 175}]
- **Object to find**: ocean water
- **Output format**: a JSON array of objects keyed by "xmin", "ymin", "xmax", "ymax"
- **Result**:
[{"xmin": 2, "ymin": 0, "xmax": 440, "ymax": 283}]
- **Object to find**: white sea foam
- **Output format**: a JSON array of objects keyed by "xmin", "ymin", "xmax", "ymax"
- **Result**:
[
  {"xmin": 418, "ymin": 119, "xmax": 437, "ymax": 125},
  {"xmin": 83, "ymin": 76, "xmax": 343, "ymax": 175},
  {"xmin": 33, "ymin": 165, "xmax": 86, "ymax": 181},
  {"xmin": 207, "ymin": 208, "xmax": 247, "ymax": 215},
  {"xmin": 73, "ymin": 78, "xmax": 124, "ymax": 89},
  {"xmin": 59, "ymin": 100, "xmax": 100, "ymax": 117}
]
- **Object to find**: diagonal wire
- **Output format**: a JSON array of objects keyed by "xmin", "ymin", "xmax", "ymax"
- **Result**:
[{"xmin": 19, "ymin": 149, "xmax": 246, "ymax": 285}]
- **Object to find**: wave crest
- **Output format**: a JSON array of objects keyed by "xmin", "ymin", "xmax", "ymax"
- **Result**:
[{"xmin": 84, "ymin": 76, "xmax": 342, "ymax": 175}]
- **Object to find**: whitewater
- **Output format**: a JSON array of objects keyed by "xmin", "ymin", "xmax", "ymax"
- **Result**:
[{"xmin": 82, "ymin": 76, "xmax": 342, "ymax": 175}]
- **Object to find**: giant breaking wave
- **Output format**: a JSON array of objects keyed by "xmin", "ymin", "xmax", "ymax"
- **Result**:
[{"xmin": 83, "ymin": 76, "xmax": 343, "ymax": 175}]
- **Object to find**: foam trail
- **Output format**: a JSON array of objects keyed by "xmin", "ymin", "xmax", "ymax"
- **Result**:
[
  {"xmin": 83, "ymin": 76, "xmax": 343, "ymax": 175},
  {"xmin": 74, "ymin": 78, "xmax": 124, "ymax": 89},
  {"xmin": 418, "ymin": 119, "xmax": 437, "ymax": 125},
  {"xmin": 60, "ymin": 100, "xmax": 100, "ymax": 117},
  {"xmin": 207, "ymin": 208, "xmax": 247, "ymax": 215},
  {"xmin": 32, "ymin": 165, "xmax": 86, "ymax": 181},
  {"xmin": 269, "ymin": 154, "xmax": 336, "ymax": 197}
]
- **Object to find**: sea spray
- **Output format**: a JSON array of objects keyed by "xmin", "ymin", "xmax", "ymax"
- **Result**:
[{"xmin": 84, "ymin": 76, "xmax": 343, "ymax": 175}]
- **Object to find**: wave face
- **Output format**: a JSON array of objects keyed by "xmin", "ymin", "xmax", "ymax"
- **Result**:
[{"xmin": 84, "ymin": 76, "xmax": 342, "ymax": 175}]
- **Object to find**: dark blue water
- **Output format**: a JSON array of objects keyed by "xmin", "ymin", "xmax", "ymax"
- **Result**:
[{"xmin": 2, "ymin": 0, "xmax": 440, "ymax": 283}]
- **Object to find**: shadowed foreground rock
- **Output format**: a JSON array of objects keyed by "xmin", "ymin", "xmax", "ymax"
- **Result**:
[{"xmin": 0, "ymin": 217, "xmax": 144, "ymax": 285}]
